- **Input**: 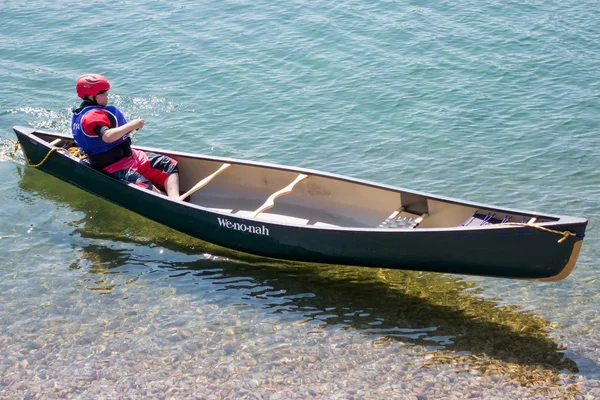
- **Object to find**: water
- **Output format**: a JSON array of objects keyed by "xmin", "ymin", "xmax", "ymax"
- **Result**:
[{"xmin": 1, "ymin": 0, "xmax": 599, "ymax": 398}]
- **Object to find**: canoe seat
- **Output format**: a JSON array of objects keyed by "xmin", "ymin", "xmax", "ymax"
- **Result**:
[{"xmin": 379, "ymin": 208, "xmax": 428, "ymax": 229}]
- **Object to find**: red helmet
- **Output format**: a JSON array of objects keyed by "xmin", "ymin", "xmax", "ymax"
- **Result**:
[{"xmin": 76, "ymin": 74, "xmax": 111, "ymax": 99}]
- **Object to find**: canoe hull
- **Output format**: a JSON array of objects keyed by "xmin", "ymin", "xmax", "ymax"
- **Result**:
[{"xmin": 13, "ymin": 127, "xmax": 587, "ymax": 281}]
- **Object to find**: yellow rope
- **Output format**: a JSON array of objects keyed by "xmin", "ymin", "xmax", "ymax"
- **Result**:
[
  {"xmin": 1, "ymin": 138, "xmax": 87, "ymax": 168},
  {"xmin": 66, "ymin": 147, "xmax": 88, "ymax": 160},
  {"xmin": 27, "ymin": 147, "xmax": 65, "ymax": 168},
  {"xmin": 0, "ymin": 138, "xmax": 20, "ymax": 158},
  {"xmin": 501, "ymin": 222, "xmax": 577, "ymax": 243}
]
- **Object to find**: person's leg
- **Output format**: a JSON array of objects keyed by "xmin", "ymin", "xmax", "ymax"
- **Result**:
[
  {"xmin": 108, "ymin": 168, "xmax": 160, "ymax": 193},
  {"xmin": 139, "ymin": 151, "xmax": 180, "ymax": 199},
  {"xmin": 163, "ymin": 172, "xmax": 180, "ymax": 199}
]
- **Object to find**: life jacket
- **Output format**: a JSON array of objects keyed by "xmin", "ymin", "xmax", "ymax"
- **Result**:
[{"xmin": 71, "ymin": 105, "xmax": 130, "ymax": 156}]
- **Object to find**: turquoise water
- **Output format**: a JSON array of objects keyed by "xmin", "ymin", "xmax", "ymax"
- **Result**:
[{"xmin": 1, "ymin": 0, "xmax": 599, "ymax": 398}]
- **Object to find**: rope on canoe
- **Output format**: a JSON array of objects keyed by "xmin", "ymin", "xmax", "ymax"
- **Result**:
[
  {"xmin": 500, "ymin": 222, "xmax": 577, "ymax": 243},
  {"xmin": 0, "ymin": 138, "xmax": 87, "ymax": 168},
  {"xmin": 0, "ymin": 138, "xmax": 20, "ymax": 159}
]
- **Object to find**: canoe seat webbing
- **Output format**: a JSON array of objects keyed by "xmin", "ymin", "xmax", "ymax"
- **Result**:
[
  {"xmin": 379, "ymin": 208, "xmax": 428, "ymax": 229},
  {"xmin": 461, "ymin": 212, "xmax": 502, "ymax": 226},
  {"xmin": 461, "ymin": 212, "xmax": 537, "ymax": 227}
]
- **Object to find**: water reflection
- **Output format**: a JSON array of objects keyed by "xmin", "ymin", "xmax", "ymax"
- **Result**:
[{"xmin": 18, "ymin": 166, "xmax": 584, "ymax": 391}]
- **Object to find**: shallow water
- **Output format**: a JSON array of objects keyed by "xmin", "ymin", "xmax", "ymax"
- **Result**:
[{"xmin": 1, "ymin": 0, "xmax": 599, "ymax": 398}]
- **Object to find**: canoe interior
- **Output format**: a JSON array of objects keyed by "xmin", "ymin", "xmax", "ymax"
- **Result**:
[{"xmin": 33, "ymin": 132, "xmax": 559, "ymax": 230}]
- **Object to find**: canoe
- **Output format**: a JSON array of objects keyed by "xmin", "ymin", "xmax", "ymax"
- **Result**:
[{"xmin": 12, "ymin": 126, "xmax": 587, "ymax": 281}]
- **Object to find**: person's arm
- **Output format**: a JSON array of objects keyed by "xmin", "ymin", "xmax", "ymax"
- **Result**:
[
  {"xmin": 101, "ymin": 118, "xmax": 145, "ymax": 143},
  {"xmin": 81, "ymin": 110, "xmax": 145, "ymax": 143}
]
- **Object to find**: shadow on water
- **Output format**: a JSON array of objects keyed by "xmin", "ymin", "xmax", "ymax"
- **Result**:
[{"xmin": 16, "ymin": 166, "xmax": 591, "ymax": 392}]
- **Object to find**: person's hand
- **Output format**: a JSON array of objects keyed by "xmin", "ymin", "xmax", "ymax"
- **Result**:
[{"xmin": 132, "ymin": 118, "xmax": 145, "ymax": 130}]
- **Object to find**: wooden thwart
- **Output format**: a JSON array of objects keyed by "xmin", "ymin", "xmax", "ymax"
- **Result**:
[
  {"xmin": 49, "ymin": 138, "xmax": 63, "ymax": 146},
  {"xmin": 252, "ymin": 174, "xmax": 308, "ymax": 218},
  {"xmin": 178, "ymin": 163, "xmax": 231, "ymax": 201},
  {"xmin": 413, "ymin": 213, "xmax": 428, "ymax": 226}
]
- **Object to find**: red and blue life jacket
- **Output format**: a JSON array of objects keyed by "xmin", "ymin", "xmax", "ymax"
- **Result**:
[{"xmin": 71, "ymin": 105, "xmax": 129, "ymax": 156}]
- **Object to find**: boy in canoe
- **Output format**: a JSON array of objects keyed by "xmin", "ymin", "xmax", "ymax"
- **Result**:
[{"xmin": 71, "ymin": 73, "xmax": 180, "ymax": 198}]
